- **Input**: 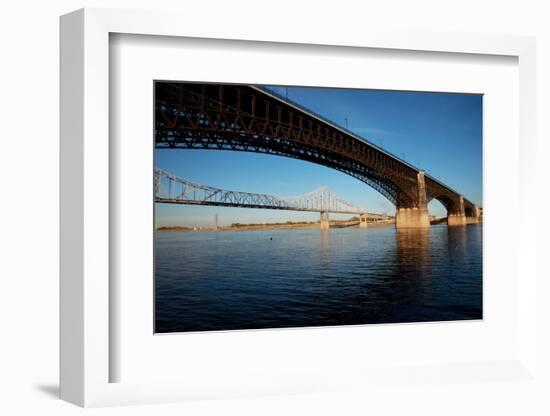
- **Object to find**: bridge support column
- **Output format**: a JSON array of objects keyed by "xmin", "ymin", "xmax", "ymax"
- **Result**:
[
  {"xmin": 395, "ymin": 207, "xmax": 430, "ymax": 228},
  {"xmin": 466, "ymin": 205, "xmax": 482, "ymax": 224},
  {"xmin": 320, "ymin": 211, "xmax": 330, "ymax": 230},
  {"xmin": 395, "ymin": 171, "xmax": 430, "ymax": 229},
  {"xmin": 448, "ymin": 195, "xmax": 467, "ymax": 226},
  {"xmin": 359, "ymin": 214, "xmax": 368, "ymax": 228}
]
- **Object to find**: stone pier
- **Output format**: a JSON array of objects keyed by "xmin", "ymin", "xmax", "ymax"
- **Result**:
[
  {"xmin": 448, "ymin": 214, "xmax": 467, "ymax": 226},
  {"xmin": 320, "ymin": 211, "xmax": 330, "ymax": 229},
  {"xmin": 395, "ymin": 207, "xmax": 430, "ymax": 228},
  {"xmin": 395, "ymin": 171, "xmax": 430, "ymax": 229},
  {"xmin": 359, "ymin": 214, "xmax": 368, "ymax": 228},
  {"xmin": 447, "ymin": 195, "xmax": 466, "ymax": 226},
  {"xmin": 465, "ymin": 205, "xmax": 482, "ymax": 224}
]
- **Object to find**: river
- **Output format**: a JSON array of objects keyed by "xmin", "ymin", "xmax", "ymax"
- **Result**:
[{"xmin": 155, "ymin": 224, "xmax": 482, "ymax": 333}]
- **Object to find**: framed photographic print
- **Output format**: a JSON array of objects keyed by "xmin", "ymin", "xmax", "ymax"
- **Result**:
[
  {"xmin": 60, "ymin": 8, "xmax": 538, "ymax": 408},
  {"xmin": 153, "ymin": 81, "xmax": 483, "ymax": 334}
]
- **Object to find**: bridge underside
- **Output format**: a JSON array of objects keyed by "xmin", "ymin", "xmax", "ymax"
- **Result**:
[{"xmin": 155, "ymin": 82, "xmax": 482, "ymax": 228}]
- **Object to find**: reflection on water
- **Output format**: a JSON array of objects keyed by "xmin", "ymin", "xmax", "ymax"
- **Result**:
[
  {"xmin": 447, "ymin": 225, "xmax": 469, "ymax": 257},
  {"xmin": 155, "ymin": 224, "xmax": 482, "ymax": 333},
  {"xmin": 319, "ymin": 229, "xmax": 331, "ymax": 269},
  {"xmin": 396, "ymin": 228, "xmax": 431, "ymax": 268}
]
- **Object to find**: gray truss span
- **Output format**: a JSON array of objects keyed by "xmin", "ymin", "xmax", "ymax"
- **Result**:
[
  {"xmin": 155, "ymin": 169, "xmax": 390, "ymax": 219},
  {"xmin": 155, "ymin": 82, "xmax": 482, "ymax": 228}
]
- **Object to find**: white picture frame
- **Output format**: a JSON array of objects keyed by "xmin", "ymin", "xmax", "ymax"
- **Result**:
[{"xmin": 60, "ymin": 8, "xmax": 537, "ymax": 407}]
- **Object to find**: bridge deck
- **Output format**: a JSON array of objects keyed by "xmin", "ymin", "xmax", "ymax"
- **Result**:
[{"xmin": 155, "ymin": 198, "xmax": 391, "ymax": 218}]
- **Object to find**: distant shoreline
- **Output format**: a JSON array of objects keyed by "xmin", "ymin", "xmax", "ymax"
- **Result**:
[{"xmin": 156, "ymin": 220, "xmax": 395, "ymax": 233}]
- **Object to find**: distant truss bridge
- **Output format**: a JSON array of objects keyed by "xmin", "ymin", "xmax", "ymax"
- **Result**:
[{"xmin": 154, "ymin": 169, "xmax": 391, "ymax": 220}]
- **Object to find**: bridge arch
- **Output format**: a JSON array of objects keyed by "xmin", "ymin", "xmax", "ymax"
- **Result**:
[
  {"xmin": 428, "ymin": 195, "xmax": 458, "ymax": 216},
  {"xmin": 155, "ymin": 82, "xmax": 479, "ymax": 228},
  {"xmin": 155, "ymin": 82, "xmax": 420, "ymax": 208}
]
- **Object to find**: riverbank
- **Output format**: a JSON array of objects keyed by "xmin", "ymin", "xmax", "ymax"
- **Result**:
[{"xmin": 156, "ymin": 220, "xmax": 395, "ymax": 233}]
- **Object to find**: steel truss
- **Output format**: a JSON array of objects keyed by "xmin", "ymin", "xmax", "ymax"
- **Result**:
[
  {"xmin": 154, "ymin": 82, "xmax": 478, "ymax": 214},
  {"xmin": 155, "ymin": 169, "xmax": 390, "ymax": 218}
]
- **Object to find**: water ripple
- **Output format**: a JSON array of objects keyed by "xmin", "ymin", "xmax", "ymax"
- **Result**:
[{"xmin": 155, "ymin": 224, "xmax": 482, "ymax": 332}]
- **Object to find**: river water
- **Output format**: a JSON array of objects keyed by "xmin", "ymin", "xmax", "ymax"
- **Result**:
[{"xmin": 155, "ymin": 224, "xmax": 482, "ymax": 333}]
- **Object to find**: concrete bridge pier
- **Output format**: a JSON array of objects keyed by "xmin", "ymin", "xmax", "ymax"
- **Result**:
[
  {"xmin": 395, "ymin": 207, "xmax": 430, "ymax": 228},
  {"xmin": 475, "ymin": 205, "xmax": 481, "ymax": 220},
  {"xmin": 395, "ymin": 171, "xmax": 430, "ymax": 229},
  {"xmin": 448, "ymin": 214, "xmax": 467, "ymax": 226},
  {"xmin": 320, "ymin": 211, "xmax": 330, "ymax": 229},
  {"xmin": 448, "ymin": 195, "xmax": 467, "ymax": 226},
  {"xmin": 466, "ymin": 205, "xmax": 482, "ymax": 224},
  {"xmin": 359, "ymin": 214, "xmax": 368, "ymax": 228}
]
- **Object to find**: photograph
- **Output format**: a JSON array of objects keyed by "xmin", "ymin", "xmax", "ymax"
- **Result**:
[
  {"xmin": 3, "ymin": 1, "xmax": 543, "ymax": 412},
  {"xmin": 154, "ymin": 81, "xmax": 483, "ymax": 333}
]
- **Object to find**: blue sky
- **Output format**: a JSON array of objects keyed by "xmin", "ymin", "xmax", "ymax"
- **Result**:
[{"xmin": 155, "ymin": 85, "xmax": 482, "ymax": 227}]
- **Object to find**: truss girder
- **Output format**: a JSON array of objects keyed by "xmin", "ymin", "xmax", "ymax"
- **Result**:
[
  {"xmin": 155, "ymin": 169, "xmax": 391, "ymax": 218},
  {"xmin": 155, "ymin": 82, "xmax": 477, "ymax": 212}
]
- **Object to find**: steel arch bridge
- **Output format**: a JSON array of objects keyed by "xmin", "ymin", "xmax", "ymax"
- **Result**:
[{"xmin": 155, "ymin": 82, "xmax": 482, "ymax": 228}]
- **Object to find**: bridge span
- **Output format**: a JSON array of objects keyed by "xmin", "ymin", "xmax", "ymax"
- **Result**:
[
  {"xmin": 155, "ymin": 82, "xmax": 482, "ymax": 228},
  {"xmin": 155, "ymin": 169, "xmax": 392, "ymax": 229}
]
